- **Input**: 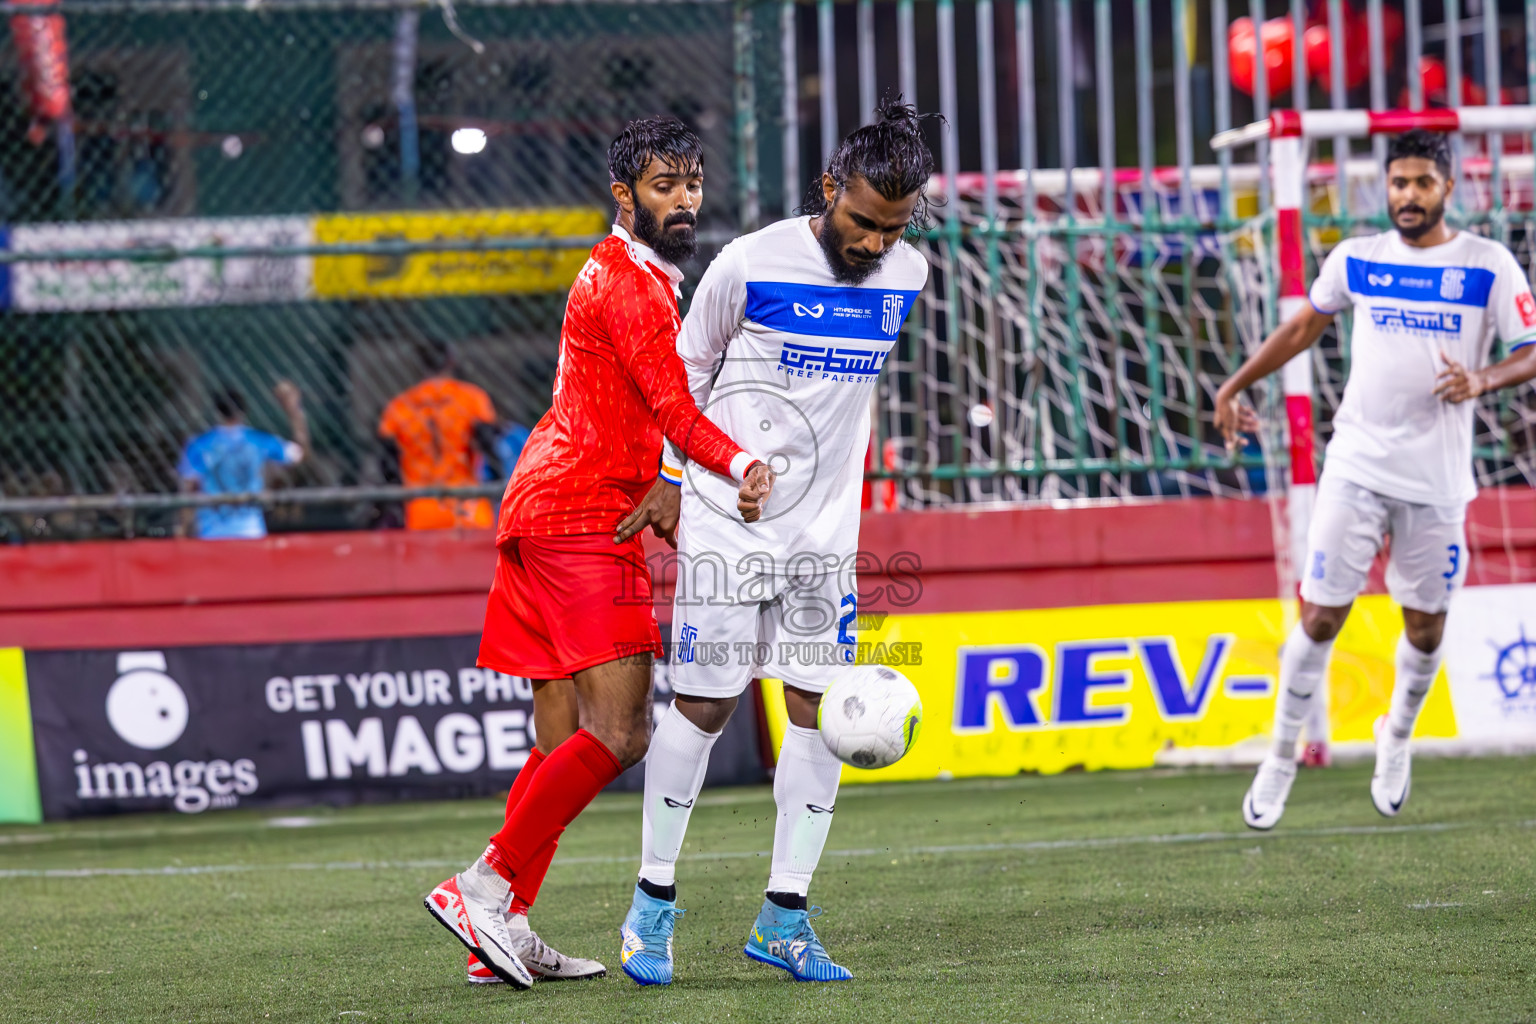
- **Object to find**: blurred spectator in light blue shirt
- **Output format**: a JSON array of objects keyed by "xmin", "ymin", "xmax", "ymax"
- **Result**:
[
  {"xmin": 489, "ymin": 421, "xmax": 532, "ymax": 483},
  {"xmin": 177, "ymin": 381, "xmax": 309, "ymax": 539}
]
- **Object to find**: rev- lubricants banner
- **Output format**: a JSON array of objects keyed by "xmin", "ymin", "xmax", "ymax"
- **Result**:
[{"xmin": 24, "ymin": 632, "xmax": 765, "ymax": 820}]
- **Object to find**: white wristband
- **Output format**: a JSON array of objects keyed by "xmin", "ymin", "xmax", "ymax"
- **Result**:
[{"xmin": 729, "ymin": 451, "xmax": 763, "ymax": 483}]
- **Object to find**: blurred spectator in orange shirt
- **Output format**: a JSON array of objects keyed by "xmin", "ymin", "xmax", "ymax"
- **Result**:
[{"xmin": 378, "ymin": 340, "xmax": 502, "ymax": 530}]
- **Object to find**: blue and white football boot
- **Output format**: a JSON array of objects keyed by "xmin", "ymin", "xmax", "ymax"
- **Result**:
[
  {"xmin": 619, "ymin": 884, "xmax": 684, "ymax": 986},
  {"xmin": 742, "ymin": 899, "xmax": 853, "ymax": 982}
]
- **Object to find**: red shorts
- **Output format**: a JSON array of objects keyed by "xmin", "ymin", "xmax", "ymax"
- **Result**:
[{"xmin": 478, "ymin": 533, "xmax": 662, "ymax": 679}]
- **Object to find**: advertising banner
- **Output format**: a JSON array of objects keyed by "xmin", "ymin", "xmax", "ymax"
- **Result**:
[
  {"xmin": 312, "ymin": 207, "xmax": 606, "ymax": 299},
  {"xmin": 759, "ymin": 595, "xmax": 1461, "ymax": 782},
  {"xmin": 1441, "ymin": 584, "xmax": 1536, "ymax": 744},
  {"xmin": 0, "ymin": 648, "xmax": 42, "ymax": 824},
  {"xmin": 24, "ymin": 632, "xmax": 763, "ymax": 819},
  {"xmin": 8, "ymin": 216, "xmax": 314, "ymax": 311}
]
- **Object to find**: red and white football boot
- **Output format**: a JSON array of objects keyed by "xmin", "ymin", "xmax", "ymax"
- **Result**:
[
  {"xmin": 465, "ymin": 914, "xmax": 606, "ymax": 982},
  {"xmin": 423, "ymin": 859, "xmax": 534, "ymax": 990}
]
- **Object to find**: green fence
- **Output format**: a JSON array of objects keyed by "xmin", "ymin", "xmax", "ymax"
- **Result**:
[{"xmin": 2, "ymin": 0, "xmax": 1534, "ymax": 540}]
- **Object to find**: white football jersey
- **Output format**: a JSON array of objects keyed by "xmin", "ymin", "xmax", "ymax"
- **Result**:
[
  {"xmin": 1309, "ymin": 230, "xmax": 1536, "ymax": 506},
  {"xmin": 664, "ymin": 216, "xmax": 928, "ymax": 571}
]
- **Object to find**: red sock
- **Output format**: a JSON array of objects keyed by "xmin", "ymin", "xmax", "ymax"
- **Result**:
[
  {"xmin": 486, "ymin": 730, "xmax": 621, "ymax": 902},
  {"xmin": 503, "ymin": 747, "xmax": 546, "ymax": 818},
  {"xmin": 501, "ymin": 747, "xmax": 552, "ymax": 915},
  {"xmin": 509, "ymin": 830, "xmax": 560, "ymax": 913}
]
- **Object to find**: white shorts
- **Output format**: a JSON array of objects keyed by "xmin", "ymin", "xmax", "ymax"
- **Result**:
[
  {"xmin": 1298, "ymin": 474, "xmax": 1468, "ymax": 614},
  {"xmin": 668, "ymin": 568, "xmax": 858, "ymax": 699}
]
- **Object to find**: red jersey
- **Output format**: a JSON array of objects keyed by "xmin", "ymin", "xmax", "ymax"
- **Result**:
[{"xmin": 497, "ymin": 228, "xmax": 750, "ymax": 541}]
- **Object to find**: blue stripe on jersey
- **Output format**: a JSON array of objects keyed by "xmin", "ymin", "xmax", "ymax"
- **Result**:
[
  {"xmin": 745, "ymin": 281, "xmax": 921, "ymax": 341},
  {"xmin": 1344, "ymin": 257, "xmax": 1495, "ymax": 307}
]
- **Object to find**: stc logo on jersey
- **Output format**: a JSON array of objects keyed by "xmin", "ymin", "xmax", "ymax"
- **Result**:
[
  {"xmin": 1441, "ymin": 267, "xmax": 1466, "ymax": 301},
  {"xmin": 881, "ymin": 294, "xmax": 905, "ymax": 336},
  {"xmin": 676, "ymin": 623, "xmax": 699, "ymax": 664}
]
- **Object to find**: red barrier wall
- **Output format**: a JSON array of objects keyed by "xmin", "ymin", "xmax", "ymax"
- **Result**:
[{"xmin": 2, "ymin": 492, "xmax": 1531, "ymax": 650}]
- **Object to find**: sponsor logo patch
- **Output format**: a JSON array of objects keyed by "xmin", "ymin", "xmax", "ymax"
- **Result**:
[
  {"xmin": 676, "ymin": 623, "xmax": 698, "ymax": 664},
  {"xmin": 1517, "ymin": 292, "xmax": 1536, "ymax": 328},
  {"xmin": 1370, "ymin": 306, "xmax": 1463, "ymax": 334},
  {"xmin": 777, "ymin": 342, "xmax": 890, "ymax": 380}
]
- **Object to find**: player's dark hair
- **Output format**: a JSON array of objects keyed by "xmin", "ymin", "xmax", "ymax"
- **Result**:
[
  {"xmin": 607, "ymin": 116, "xmax": 704, "ymax": 197},
  {"xmin": 1386, "ymin": 129, "xmax": 1452, "ymax": 178},
  {"xmin": 212, "ymin": 387, "xmax": 245, "ymax": 421},
  {"xmin": 801, "ymin": 97, "xmax": 942, "ymax": 232}
]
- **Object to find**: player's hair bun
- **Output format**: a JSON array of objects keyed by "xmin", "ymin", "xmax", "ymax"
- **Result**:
[
  {"xmin": 874, "ymin": 98, "xmax": 923, "ymax": 134},
  {"xmin": 800, "ymin": 92, "xmax": 943, "ymax": 229}
]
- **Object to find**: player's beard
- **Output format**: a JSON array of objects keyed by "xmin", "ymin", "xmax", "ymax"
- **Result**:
[
  {"xmin": 1391, "ymin": 195, "xmax": 1446, "ymax": 241},
  {"xmin": 634, "ymin": 203, "xmax": 698, "ymax": 264},
  {"xmin": 817, "ymin": 203, "xmax": 889, "ymax": 285}
]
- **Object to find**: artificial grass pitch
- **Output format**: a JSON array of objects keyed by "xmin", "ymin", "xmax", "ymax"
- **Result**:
[{"xmin": 2, "ymin": 757, "xmax": 1534, "ymax": 1024}]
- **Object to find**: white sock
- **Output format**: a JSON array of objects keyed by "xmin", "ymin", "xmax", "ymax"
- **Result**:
[
  {"xmin": 1388, "ymin": 633, "xmax": 1441, "ymax": 741},
  {"xmin": 766, "ymin": 723, "xmax": 843, "ymax": 897},
  {"xmin": 1273, "ymin": 624, "xmax": 1334, "ymax": 760},
  {"xmin": 1303, "ymin": 670, "xmax": 1330, "ymax": 748},
  {"xmin": 462, "ymin": 851, "xmax": 512, "ymax": 910},
  {"xmin": 638, "ymin": 703, "xmax": 720, "ymax": 887}
]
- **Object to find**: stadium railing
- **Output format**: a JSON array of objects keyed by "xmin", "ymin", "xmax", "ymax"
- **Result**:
[{"xmin": 1, "ymin": 0, "xmax": 1533, "ymax": 542}]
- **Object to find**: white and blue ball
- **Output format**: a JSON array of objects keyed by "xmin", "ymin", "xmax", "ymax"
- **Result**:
[{"xmin": 816, "ymin": 665, "xmax": 923, "ymax": 770}]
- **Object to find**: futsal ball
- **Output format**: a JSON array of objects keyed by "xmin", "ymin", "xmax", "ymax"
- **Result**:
[{"xmin": 816, "ymin": 665, "xmax": 923, "ymax": 769}]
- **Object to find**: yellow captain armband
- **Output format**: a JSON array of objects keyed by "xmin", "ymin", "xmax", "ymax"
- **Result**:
[{"xmin": 659, "ymin": 462, "xmax": 684, "ymax": 486}]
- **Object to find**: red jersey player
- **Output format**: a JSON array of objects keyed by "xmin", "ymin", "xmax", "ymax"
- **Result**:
[{"xmin": 424, "ymin": 117, "xmax": 775, "ymax": 989}]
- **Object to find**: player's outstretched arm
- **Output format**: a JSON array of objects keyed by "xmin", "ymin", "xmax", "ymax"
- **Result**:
[
  {"xmin": 274, "ymin": 379, "xmax": 309, "ymax": 462},
  {"xmin": 1435, "ymin": 344, "xmax": 1536, "ymax": 403},
  {"xmin": 1214, "ymin": 305, "xmax": 1334, "ymax": 450},
  {"xmin": 608, "ymin": 271, "xmax": 763, "ymax": 515},
  {"xmin": 660, "ymin": 243, "xmax": 749, "ymax": 479}
]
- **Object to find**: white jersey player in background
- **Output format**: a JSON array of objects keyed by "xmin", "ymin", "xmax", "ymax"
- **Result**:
[
  {"xmin": 1216, "ymin": 130, "xmax": 1536, "ymax": 830},
  {"xmin": 611, "ymin": 101, "xmax": 934, "ymax": 985}
]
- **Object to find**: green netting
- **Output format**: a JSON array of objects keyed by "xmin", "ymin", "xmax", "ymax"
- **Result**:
[
  {"xmin": 0, "ymin": 0, "xmax": 759, "ymax": 539},
  {"xmin": 3, "ymin": 0, "xmax": 1532, "ymax": 545}
]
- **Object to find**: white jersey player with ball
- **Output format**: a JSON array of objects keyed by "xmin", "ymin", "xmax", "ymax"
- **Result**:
[
  {"xmin": 1216, "ymin": 130, "xmax": 1536, "ymax": 830},
  {"xmin": 613, "ymin": 102, "xmax": 933, "ymax": 987}
]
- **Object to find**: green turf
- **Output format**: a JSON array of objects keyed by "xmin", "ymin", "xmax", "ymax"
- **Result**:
[{"xmin": 3, "ymin": 757, "xmax": 1535, "ymax": 1024}]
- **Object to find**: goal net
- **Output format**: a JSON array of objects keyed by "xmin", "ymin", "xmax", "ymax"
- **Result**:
[{"xmin": 893, "ymin": 150, "xmax": 1536, "ymax": 596}]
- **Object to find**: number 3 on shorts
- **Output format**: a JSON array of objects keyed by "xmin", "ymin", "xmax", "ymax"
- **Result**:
[
  {"xmin": 1310, "ymin": 551, "xmax": 1326, "ymax": 581},
  {"xmin": 1443, "ymin": 544, "xmax": 1461, "ymax": 592}
]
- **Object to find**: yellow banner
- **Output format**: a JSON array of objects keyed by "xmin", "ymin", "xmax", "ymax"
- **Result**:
[
  {"xmin": 0, "ymin": 648, "xmax": 42, "ymax": 823},
  {"xmin": 313, "ymin": 207, "xmax": 607, "ymax": 299},
  {"xmin": 760, "ymin": 595, "xmax": 1457, "ymax": 783}
]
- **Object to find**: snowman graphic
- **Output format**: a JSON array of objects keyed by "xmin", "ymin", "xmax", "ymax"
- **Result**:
[{"xmin": 106, "ymin": 651, "xmax": 189, "ymax": 750}]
